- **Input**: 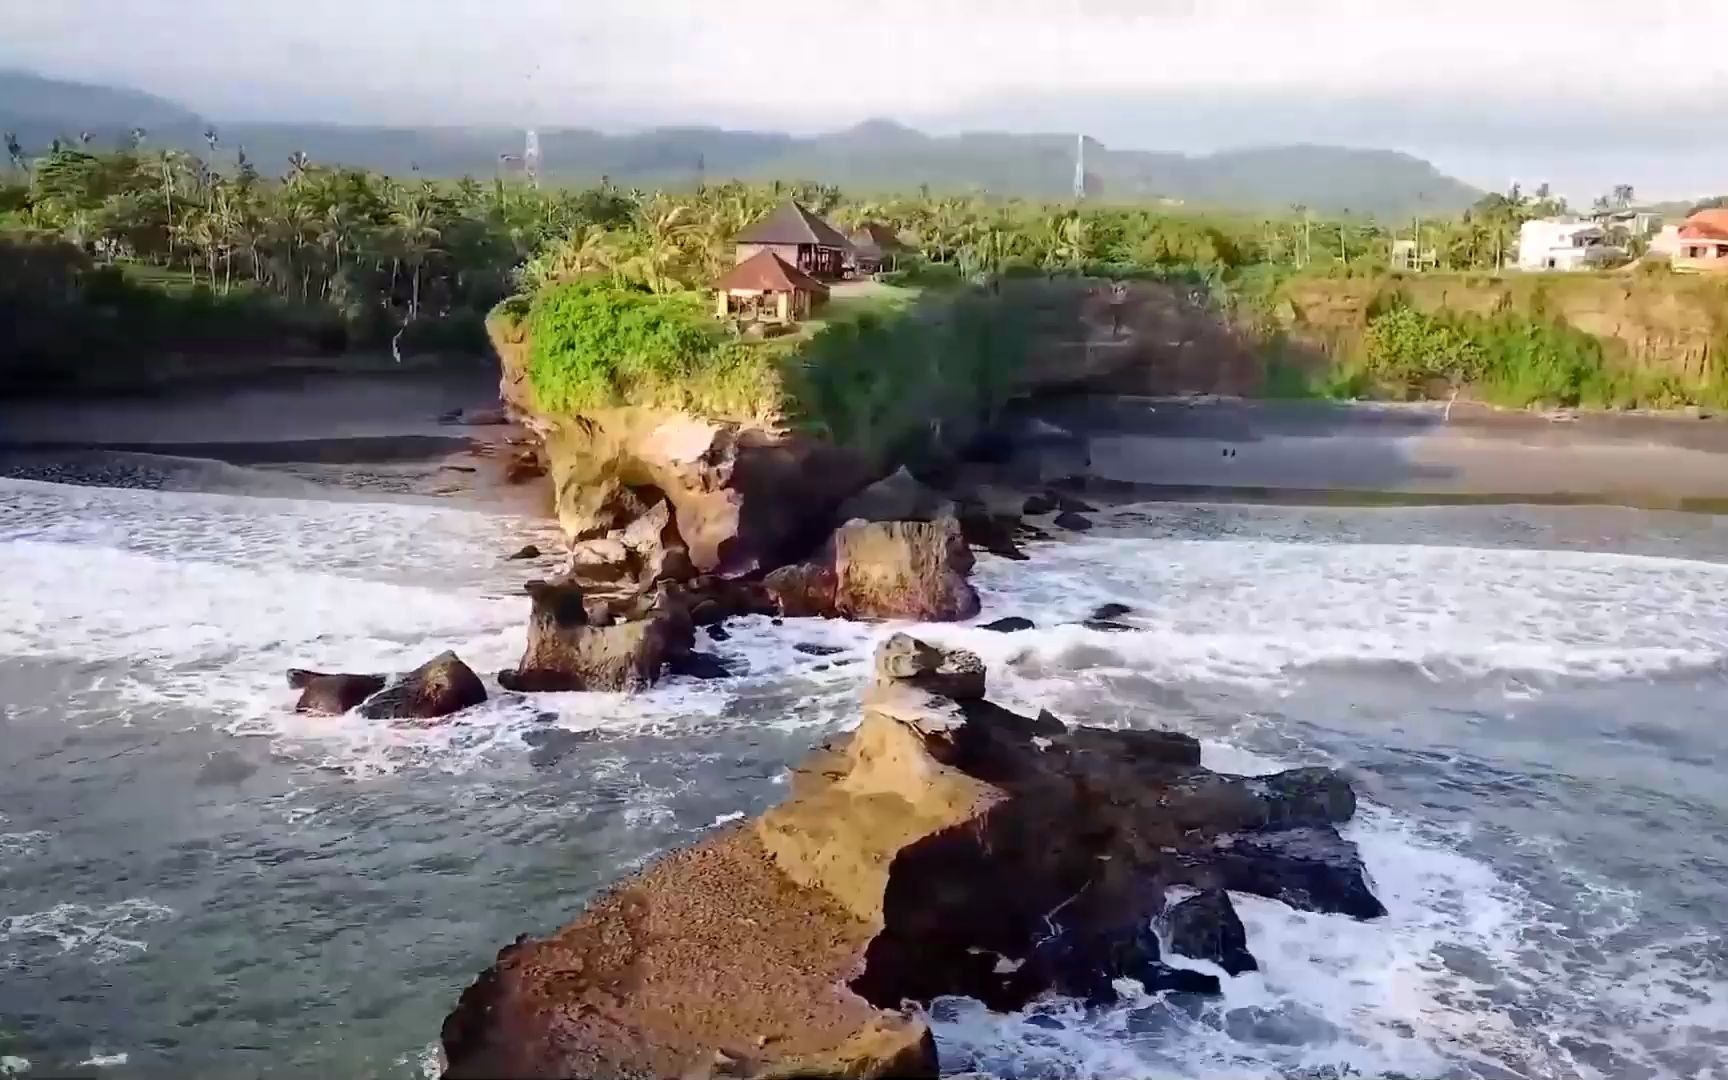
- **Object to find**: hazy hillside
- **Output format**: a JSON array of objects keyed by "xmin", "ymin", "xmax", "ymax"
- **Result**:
[
  {"xmin": 1, "ymin": 71, "xmax": 1479, "ymax": 216},
  {"xmin": 0, "ymin": 71, "xmax": 204, "ymax": 147}
]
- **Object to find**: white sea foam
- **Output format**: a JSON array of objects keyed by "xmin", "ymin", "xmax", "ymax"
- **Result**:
[
  {"xmin": 8, "ymin": 481, "xmax": 1728, "ymax": 1075},
  {"xmin": 74, "ymin": 1051, "xmax": 128, "ymax": 1068},
  {"xmin": 0, "ymin": 899, "xmax": 176, "ymax": 966},
  {"xmin": 0, "ymin": 824, "xmax": 51, "ymax": 869},
  {"xmin": 934, "ymin": 801, "xmax": 1726, "ymax": 1080},
  {"xmin": 948, "ymin": 528, "xmax": 1728, "ymax": 694},
  {"xmin": 0, "ymin": 1056, "xmax": 28, "ymax": 1077}
]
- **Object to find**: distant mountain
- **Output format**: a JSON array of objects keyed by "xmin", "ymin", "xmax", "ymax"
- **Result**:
[
  {"xmin": 0, "ymin": 70, "xmax": 204, "ymax": 147},
  {"xmin": 1, "ymin": 72, "xmax": 1479, "ymax": 216}
]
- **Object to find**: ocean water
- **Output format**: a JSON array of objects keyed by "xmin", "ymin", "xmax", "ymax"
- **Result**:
[{"xmin": 2, "ymin": 463, "xmax": 1727, "ymax": 1079}]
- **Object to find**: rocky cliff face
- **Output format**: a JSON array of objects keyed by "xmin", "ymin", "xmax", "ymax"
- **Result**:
[
  {"xmin": 492, "ymin": 317, "xmax": 871, "ymax": 576},
  {"xmin": 440, "ymin": 635, "xmax": 1385, "ymax": 1079}
]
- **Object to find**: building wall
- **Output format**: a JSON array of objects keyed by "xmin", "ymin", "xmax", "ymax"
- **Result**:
[
  {"xmin": 1517, "ymin": 221, "xmax": 1613, "ymax": 271},
  {"xmin": 1675, "ymin": 241, "xmax": 1728, "ymax": 274}
]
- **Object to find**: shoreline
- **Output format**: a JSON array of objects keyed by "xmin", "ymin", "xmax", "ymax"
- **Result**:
[{"xmin": 1025, "ymin": 395, "xmax": 1728, "ymax": 508}]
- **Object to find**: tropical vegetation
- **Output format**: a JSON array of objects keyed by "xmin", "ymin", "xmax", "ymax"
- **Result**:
[{"xmin": 5, "ymin": 136, "xmax": 1714, "ymax": 415}]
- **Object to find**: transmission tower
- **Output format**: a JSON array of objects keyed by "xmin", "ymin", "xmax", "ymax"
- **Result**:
[
  {"xmin": 524, "ymin": 129, "xmax": 541, "ymax": 189},
  {"xmin": 1073, "ymin": 133, "xmax": 1086, "ymax": 201}
]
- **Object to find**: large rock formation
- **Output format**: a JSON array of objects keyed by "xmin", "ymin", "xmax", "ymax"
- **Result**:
[
  {"xmin": 763, "ymin": 518, "xmax": 981, "ymax": 622},
  {"xmin": 538, "ymin": 410, "xmax": 871, "ymax": 577},
  {"xmin": 497, "ymin": 580, "xmax": 696, "ymax": 693},
  {"xmin": 441, "ymin": 635, "xmax": 1384, "ymax": 1078}
]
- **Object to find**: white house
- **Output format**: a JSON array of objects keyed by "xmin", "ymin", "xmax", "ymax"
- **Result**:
[{"xmin": 1516, "ymin": 219, "xmax": 1623, "ymax": 271}]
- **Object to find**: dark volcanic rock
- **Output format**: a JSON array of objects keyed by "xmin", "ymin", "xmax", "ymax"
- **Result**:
[
  {"xmin": 836, "ymin": 466, "xmax": 956, "ymax": 524},
  {"xmin": 1181, "ymin": 827, "xmax": 1388, "ymax": 920},
  {"xmin": 359, "ymin": 652, "xmax": 487, "ymax": 722},
  {"xmin": 1053, "ymin": 511, "xmax": 1094, "ymax": 532},
  {"xmin": 506, "ymin": 544, "xmax": 541, "ymax": 561},
  {"xmin": 980, "ymin": 616, "xmax": 1036, "ymax": 633},
  {"xmin": 1054, "ymin": 492, "xmax": 1099, "ymax": 514},
  {"xmin": 1022, "ymin": 493, "xmax": 1058, "ymax": 515},
  {"xmin": 443, "ymin": 636, "xmax": 1382, "ymax": 1078},
  {"xmin": 1082, "ymin": 619, "xmax": 1134, "ymax": 633},
  {"xmin": 958, "ymin": 507, "xmax": 1029, "ymax": 561},
  {"xmin": 1165, "ymin": 890, "xmax": 1258, "ymax": 976},
  {"xmin": 287, "ymin": 669, "xmax": 387, "ymax": 715},
  {"xmin": 795, "ymin": 642, "xmax": 846, "ymax": 657},
  {"xmin": 1091, "ymin": 602, "xmax": 1132, "ymax": 620},
  {"xmin": 667, "ymin": 651, "xmax": 733, "ymax": 680}
]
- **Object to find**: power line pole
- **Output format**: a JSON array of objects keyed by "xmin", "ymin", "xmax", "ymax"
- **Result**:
[
  {"xmin": 1073, "ymin": 133, "xmax": 1086, "ymax": 202},
  {"xmin": 524, "ymin": 129, "xmax": 541, "ymax": 190}
]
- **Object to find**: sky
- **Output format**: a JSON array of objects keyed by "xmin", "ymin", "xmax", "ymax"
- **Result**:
[{"xmin": 3, "ymin": 0, "xmax": 1725, "ymax": 199}]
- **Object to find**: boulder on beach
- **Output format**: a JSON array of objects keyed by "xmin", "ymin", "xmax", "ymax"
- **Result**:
[
  {"xmin": 765, "ymin": 518, "xmax": 981, "ymax": 622},
  {"xmin": 980, "ymin": 616, "xmax": 1036, "ymax": 633},
  {"xmin": 441, "ymin": 636, "xmax": 1384, "ymax": 1078},
  {"xmin": 1053, "ymin": 510, "xmax": 1094, "ymax": 532},
  {"xmin": 358, "ymin": 651, "xmax": 487, "ymax": 722},
  {"xmin": 287, "ymin": 669, "xmax": 386, "ymax": 715},
  {"xmin": 497, "ymin": 580, "xmax": 694, "ymax": 693}
]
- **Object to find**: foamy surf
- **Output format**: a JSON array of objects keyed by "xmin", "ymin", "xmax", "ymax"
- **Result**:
[
  {"xmin": 0, "ymin": 899, "xmax": 176, "ymax": 967},
  {"xmin": 5, "ymin": 477, "xmax": 1728, "ymax": 1077}
]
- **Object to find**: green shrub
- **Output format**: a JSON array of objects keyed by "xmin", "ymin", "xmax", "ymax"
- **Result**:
[
  {"xmin": 1362, "ymin": 303, "xmax": 1485, "ymax": 397},
  {"xmin": 1360, "ymin": 298, "xmax": 1622, "ymax": 407},
  {"xmin": 526, "ymin": 279, "xmax": 727, "ymax": 413}
]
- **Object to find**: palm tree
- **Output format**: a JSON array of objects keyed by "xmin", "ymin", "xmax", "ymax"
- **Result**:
[
  {"xmin": 128, "ymin": 127, "xmax": 147, "ymax": 149},
  {"xmin": 3, "ymin": 132, "xmax": 24, "ymax": 173},
  {"xmin": 203, "ymin": 126, "xmax": 220, "ymax": 166},
  {"xmin": 631, "ymin": 196, "xmax": 696, "ymax": 294},
  {"xmin": 78, "ymin": 131, "xmax": 93, "ymax": 147},
  {"xmin": 287, "ymin": 151, "xmax": 311, "ymax": 182},
  {"xmin": 1613, "ymin": 184, "xmax": 1636, "ymax": 209},
  {"xmin": 391, "ymin": 186, "xmax": 443, "ymax": 319}
]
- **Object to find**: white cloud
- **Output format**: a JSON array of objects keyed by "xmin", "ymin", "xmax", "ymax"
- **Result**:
[{"xmin": 3, "ymin": 0, "xmax": 1721, "ymax": 124}]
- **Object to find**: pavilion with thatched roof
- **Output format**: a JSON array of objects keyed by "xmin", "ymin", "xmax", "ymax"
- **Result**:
[
  {"xmin": 713, "ymin": 249, "xmax": 829, "ymax": 325},
  {"xmin": 733, "ymin": 200, "xmax": 854, "ymax": 280},
  {"xmin": 847, "ymin": 221, "xmax": 907, "ymax": 275}
]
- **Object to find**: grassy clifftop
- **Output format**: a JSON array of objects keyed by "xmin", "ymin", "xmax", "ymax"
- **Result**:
[
  {"xmin": 489, "ymin": 279, "xmax": 1034, "ymax": 464},
  {"xmin": 1248, "ymin": 270, "xmax": 1728, "ymax": 409}
]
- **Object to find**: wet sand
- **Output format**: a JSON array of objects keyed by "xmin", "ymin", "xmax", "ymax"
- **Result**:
[
  {"xmin": 1032, "ymin": 397, "xmax": 1728, "ymax": 508},
  {"xmin": 0, "ymin": 369, "xmax": 552, "ymax": 517}
]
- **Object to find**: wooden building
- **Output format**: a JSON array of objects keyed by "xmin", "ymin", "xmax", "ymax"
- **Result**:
[
  {"xmin": 713, "ymin": 249, "xmax": 829, "ymax": 325},
  {"xmin": 847, "ymin": 221, "xmax": 906, "ymax": 275},
  {"xmin": 733, "ymin": 200, "xmax": 853, "ymax": 280}
]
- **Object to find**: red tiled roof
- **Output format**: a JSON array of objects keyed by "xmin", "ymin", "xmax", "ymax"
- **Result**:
[
  {"xmin": 1680, "ymin": 209, "xmax": 1728, "ymax": 241},
  {"xmin": 735, "ymin": 200, "xmax": 854, "ymax": 250},
  {"xmin": 713, "ymin": 249, "xmax": 829, "ymax": 294}
]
